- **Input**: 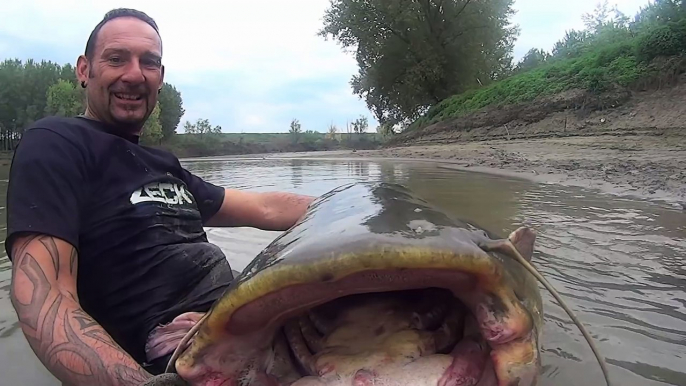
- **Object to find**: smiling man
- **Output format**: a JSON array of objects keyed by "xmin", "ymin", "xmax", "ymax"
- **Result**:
[{"xmin": 5, "ymin": 8, "xmax": 314, "ymax": 386}]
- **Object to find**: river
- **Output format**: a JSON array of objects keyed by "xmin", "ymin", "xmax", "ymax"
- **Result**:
[{"xmin": 0, "ymin": 156, "xmax": 684, "ymax": 386}]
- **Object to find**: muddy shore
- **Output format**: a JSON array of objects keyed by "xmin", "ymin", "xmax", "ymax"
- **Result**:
[
  {"xmin": 188, "ymin": 83, "xmax": 685, "ymax": 207},
  {"xmin": 281, "ymin": 82, "xmax": 686, "ymax": 208},
  {"xmin": 287, "ymin": 134, "xmax": 684, "ymax": 208}
]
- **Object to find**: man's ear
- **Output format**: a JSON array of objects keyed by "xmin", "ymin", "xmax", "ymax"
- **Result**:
[
  {"xmin": 76, "ymin": 55, "xmax": 90, "ymax": 87},
  {"xmin": 159, "ymin": 64, "xmax": 165, "ymax": 91}
]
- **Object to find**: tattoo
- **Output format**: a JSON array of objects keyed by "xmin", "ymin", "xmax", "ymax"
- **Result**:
[
  {"xmin": 10, "ymin": 234, "xmax": 41, "ymax": 265},
  {"xmin": 49, "ymin": 311, "xmax": 150, "ymax": 384},
  {"xmin": 39, "ymin": 237, "xmax": 60, "ymax": 279},
  {"xmin": 70, "ymin": 249, "xmax": 77, "ymax": 275},
  {"xmin": 73, "ymin": 309, "xmax": 99, "ymax": 330},
  {"xmin": 73, "ymin": 310, "xmax": 121, "ymax": 351},
  {"xmin": 10, "ymin": 235, "xmax": 152, "ymax": 386},
  {"xmin": 12, "ymin": 253, "xmax": 51, "ymax": 331},
  {"xmin": 113, "ymin": 364, "xmax": 153, "ymax": 384},
  {"xmin": 25, "ymin": 289, "xmax": 62, "ymax": 351}
]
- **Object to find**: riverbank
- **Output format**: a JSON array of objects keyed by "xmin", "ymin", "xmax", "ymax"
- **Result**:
[
  {"xmin": 274, "ymin": 133, "xmax": 685, "ymax": 208},
  {"xmin": 283, "ymin": 77, "xmax": 686, "ymax": 208}
]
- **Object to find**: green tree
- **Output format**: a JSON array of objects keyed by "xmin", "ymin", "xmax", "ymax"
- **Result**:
[
  {"xmin": 183, "ymin": 120, "xmax": 196, "ymax": 134},
  {"xmin": 351, "ymin": 116, "xmax": 369, "ymax": 134},
  {"xmin": 289, "ymin": 118, "xmax": 302, "ymax": 144},
  {"xmin": 195, "ymin": 118, "xmax": 212, "ymax": 136},
  {"xmin": 551, "ymin": 30, "xmax": 592, "ymax": 60},
  {"xmin": 514, "ymin": 48, "xmax": 550, "ymax": 72},
  {"xmin": 319, "ymin": 0, "xmax": 519, "ymax": 127},
  {"xmin": 158, "ymin": 82, "xmax": 184, "ymax": 141},
  {"xmin": 377, "ymin": 122, "xmax": 396, "ymax": 137},
  {"xmin": 634, "ymin": 0, "xmax": 686, "ymax": 26},
  {"xmin": 183, "ymin": 118, "xmax": 221, "ymax": 137},
  {"xmin": 140, "ymin": 102, "xmax": 163, "ymax": 145},
  {"xmin": 0, "ymin": 58, "xmax": 185, "ymax": 150},
  {"xmin": 582, "ymin": 0, "xmax": 615, "ymax": 32},
  {"xmin": 0, "ymin": 58, "xmax": 68, "ymax": 149},
  {"xmin": 45, "ymin": 79, "xmax": 84, "ymax": 117},
  {"xmin": 326, "ymin": 123, "xmax": 338, "ymax": 139}
]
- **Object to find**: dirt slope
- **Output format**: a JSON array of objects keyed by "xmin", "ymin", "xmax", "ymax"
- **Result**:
[{"xmin": 307, "ymin": 83, "xmax": 686, "ymax": 207}]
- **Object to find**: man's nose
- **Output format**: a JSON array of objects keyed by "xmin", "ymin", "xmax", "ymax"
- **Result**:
[{"xmin": 120, "ymin": 59, "xmax": 146, "ymax": 83}]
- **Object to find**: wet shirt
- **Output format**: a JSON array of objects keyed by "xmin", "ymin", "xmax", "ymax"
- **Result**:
[{"xmin": 5, "ymin": 116, "xmax": 236, "ymax": 364}]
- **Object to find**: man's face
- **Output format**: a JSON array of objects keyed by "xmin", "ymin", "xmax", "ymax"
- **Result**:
[{"xmin": 76, "ymin": 17, "xmax": 164, "ymax": 132}]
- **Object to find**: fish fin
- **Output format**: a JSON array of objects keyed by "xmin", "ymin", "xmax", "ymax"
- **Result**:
[{"xmin": 507, "ymin": 226, "xmax": 536, "ymax": 262}]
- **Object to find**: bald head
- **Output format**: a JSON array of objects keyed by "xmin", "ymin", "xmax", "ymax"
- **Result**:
[{"xmin": 85, "ymin": 8, "xmax": 162, "ymax": 60}]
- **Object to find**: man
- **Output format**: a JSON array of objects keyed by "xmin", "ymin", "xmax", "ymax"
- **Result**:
[{"xmin": 6, "ymin": 8, "xmax": 314, "ymax": 386}]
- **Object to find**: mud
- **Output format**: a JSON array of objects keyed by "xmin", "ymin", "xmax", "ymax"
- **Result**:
[
  {"xmin": 335, "ymin": 135, "xmax": 685, "ymax": 206},
  {"xmin": 294, "ymin": 83, "xmax": 686, "ymax": 208}
]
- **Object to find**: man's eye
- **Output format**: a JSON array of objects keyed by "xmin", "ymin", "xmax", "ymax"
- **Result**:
[
  {"xmin": 143, "ymin": 58, "xmax": 162, "ymax": 67},
  {"xmin": 109, "ymin": 56, "xmax": 122, "ymax": 64}
]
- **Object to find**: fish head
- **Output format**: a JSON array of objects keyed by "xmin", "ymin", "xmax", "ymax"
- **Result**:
[{"xmin": 172, "ymin": 183, "xmax": 544, "ymax": 386}]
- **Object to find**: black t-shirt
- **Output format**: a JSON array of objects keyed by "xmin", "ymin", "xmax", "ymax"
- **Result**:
[{"xmin": 5, "ymin": 116, "xmax": 236, "ymax": 364}]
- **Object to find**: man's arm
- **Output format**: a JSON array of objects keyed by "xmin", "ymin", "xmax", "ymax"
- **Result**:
[
  {"xmin": 10, "ymin": 233, "xmax": 152, "ymax": 386},
  {"xmin": 204, "ymin": 189, "xmax": 315, "ymax": 230}
]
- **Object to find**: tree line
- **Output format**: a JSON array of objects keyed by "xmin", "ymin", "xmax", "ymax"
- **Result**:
[
  {"xmin": 4, "ymin": 0, "xmax": 683, "ymax": 154},
  {"xmin": 0, "ymin": 59, "xmax": 186, "ymax": 150},
  {"xmin": 159, "ymin": 114, "xmax": 381, "ymax": 158},
  {"xmin": 0, "ymin": 58, "xmax": 380, "ymax": 156},
  {"xmin": 320, "ymin": 0, "xmax": 686, "ymax": 133},
  {"xmin": 512, "ymin": 0, "xmax": 686, "ymax": 74},
  {"xmin": 403, "ymin": 0, "xmax": 686, "ymax": 132}
]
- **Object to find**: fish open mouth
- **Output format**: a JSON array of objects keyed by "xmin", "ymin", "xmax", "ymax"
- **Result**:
[
  {"xmin": 175, "ymin": 238, "xmax": 543, "ymax": 386},
  {"xmin": 277, "ymin": 282, "xmax": 533, "ymax": 386}
]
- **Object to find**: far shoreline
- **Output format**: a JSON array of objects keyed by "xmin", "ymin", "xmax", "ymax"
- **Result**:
[{"xmin": 179, "ymin": 135, "xmax": 686, "ymax": 210}]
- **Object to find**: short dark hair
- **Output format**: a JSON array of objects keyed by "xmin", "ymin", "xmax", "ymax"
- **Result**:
[{"xmin": 84, "ymin": 8, "xmax": 161, "ymax": 60}]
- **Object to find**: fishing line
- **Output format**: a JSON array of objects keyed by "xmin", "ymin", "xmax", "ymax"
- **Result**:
[
  {"xmin": 480, "ymin": 238, "xmax": 613, "ymax": 386},
  {"xmin": 165, "ymin": 312, "xmax": 210, "ymax": 373},
  {"xmin": 165, "ymin": 232, "xmax": 613, "ymax": 386}
]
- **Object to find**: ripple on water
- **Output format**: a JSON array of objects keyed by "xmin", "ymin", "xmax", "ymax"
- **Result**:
[{"xmin": 0, "ymin": 157, "xmax": 683, "ymax": 386}]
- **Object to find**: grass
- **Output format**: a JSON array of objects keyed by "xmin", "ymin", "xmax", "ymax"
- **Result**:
[{"xmin": 407, "ymin": 18, "xmax": 686, "ymax": 133}]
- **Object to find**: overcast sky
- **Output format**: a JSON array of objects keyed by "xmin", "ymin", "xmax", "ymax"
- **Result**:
[{"xmin": 1, "ymin": 0, "xmax": 649, "ymax": 133}]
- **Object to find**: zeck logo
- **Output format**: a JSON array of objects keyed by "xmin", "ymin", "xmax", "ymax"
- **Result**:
[{"xmin": 130, "ymin": 181, "xmax": 195, "ymax": 206}]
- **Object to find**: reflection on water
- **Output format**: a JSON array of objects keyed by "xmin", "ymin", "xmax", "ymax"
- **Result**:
[{"xmin": 0, "ymin": 157, "xmax": 684, "ymax": 386}]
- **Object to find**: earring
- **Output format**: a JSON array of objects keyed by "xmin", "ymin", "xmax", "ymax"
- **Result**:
[{"xmin": 81, "ymin": 81, "xmax": 86, "ymax": 88}]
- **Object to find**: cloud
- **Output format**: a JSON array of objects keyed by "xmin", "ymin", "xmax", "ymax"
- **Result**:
[{"xmin": 0, "ymin": 0, "xmax": 653, "ymax": 133}]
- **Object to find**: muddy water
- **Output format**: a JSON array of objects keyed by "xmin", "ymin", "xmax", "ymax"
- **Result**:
[{"xmin": 0, "ymin": 157, "xmax": 684, "ymax": 386}]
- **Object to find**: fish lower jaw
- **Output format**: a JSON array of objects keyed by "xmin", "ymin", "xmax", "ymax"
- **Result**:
[
  {"xmin": 284, "ymin": 327, "xmax": 537, "ymax": 386},
  {"xmin": 174, "ymin": 333, "xmax": 538, "ymax": 386},
  {"xmin": 179, "ymin": 267, "xmax": 539, "ymax": 386},
  {"xmin": 290, "ymin": 338, "xmax": 492, "ymax": 386}
]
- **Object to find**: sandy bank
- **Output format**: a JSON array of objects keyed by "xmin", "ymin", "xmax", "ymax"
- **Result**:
[
  {"xmin": 274, "ymin": 134, "xmax": 685, "ymax": 209},
  {"xmin": 285, "ymin": 82, "xmax": 686, "ymax": 208}
]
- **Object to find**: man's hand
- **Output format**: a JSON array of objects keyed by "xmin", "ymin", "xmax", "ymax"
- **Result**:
[
  {"xmin": 205, "ymin": 189, "xmax": 315, "ymax": 230},
  {"xmin": 10, "ymin": 233, "xmax": 153, "ymax": 386}
]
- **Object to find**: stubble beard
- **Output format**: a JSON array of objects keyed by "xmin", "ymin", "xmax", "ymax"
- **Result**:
[{"xmin": 85, "ymin": 67, "xmax": 153, "ymax": 134}]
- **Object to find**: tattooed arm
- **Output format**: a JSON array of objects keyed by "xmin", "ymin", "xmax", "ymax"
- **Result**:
[{"xmin": 9, "ymin": 233, "xmax": 153, "ymax": 386}]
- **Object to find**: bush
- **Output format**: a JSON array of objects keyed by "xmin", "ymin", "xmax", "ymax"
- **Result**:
[
  {"xmin": 404, "ymin": 5, "xmax": 686, "ymax": 133},
  {"xmin": 636, "ymin": 20, "xmax": 686, "ymax": 62}
]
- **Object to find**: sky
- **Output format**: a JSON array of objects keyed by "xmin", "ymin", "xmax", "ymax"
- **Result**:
[{"xmin": 0, "ymin": 0, "xmax": 650, "ymax": 133}]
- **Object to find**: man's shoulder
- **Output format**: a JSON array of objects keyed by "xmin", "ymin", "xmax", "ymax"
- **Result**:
[
  {"xmin": 23, "ymin": 115, "xmax": 97, "ymax": 145},
  {"xmin": 29, "ymin": 115, "xmax": 91, "ymax": 131}
]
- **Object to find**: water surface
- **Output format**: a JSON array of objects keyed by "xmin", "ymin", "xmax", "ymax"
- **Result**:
[{"xmin": 0, "ymin": 157, "xmax": 684, "ymax": 385}]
